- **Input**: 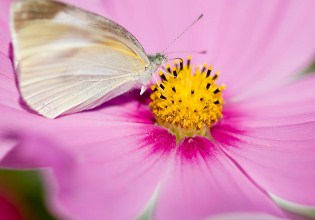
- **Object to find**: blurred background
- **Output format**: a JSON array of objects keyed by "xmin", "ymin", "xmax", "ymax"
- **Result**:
[{"xmin": 0, "ymin": 169, "xmax": 56, "ymax": 220}]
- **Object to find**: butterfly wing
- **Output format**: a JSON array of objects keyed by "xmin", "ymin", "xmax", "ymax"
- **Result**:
[{"xmin": 11, "ymin": 0, "xmax": 150, "ymax": 118}]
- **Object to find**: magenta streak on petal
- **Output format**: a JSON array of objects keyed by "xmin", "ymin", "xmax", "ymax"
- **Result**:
[
  {"xmin": 142, "ymin": 127, "xmax": 176, "ymax": 155},
  {"xmin": 110, "ymin": 91, "xmax": 155, "ymax": 124},
  {"xmin": 48, "ymin": 124, "xmax": 173, "ymax": 220},
  {"xmin": 176, "ymin": 137, "xmax": 217, "ymax": 161},
  {"xmin": 211, "ymin": 125, "xmax": 242, "ymax": 147},
  {"xmin": 154, "ymin": 136, "xmax": 284, "ymax": 220},
  {"xmin": 210, "ymin": 109, "xmax": 246, "ymax": 148}
]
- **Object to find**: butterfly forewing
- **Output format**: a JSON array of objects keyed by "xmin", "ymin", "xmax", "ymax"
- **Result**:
[{"xmin": 11, "ymin": 0, "xmax": 150, "ymax": 118}]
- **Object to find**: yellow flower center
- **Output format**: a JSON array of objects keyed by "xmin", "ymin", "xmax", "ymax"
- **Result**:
[{"xmin": 149, "ymin": 56, "xmax": 226, "ymax": 142}]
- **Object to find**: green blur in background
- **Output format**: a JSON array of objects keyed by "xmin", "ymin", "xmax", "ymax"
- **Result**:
[{"xmin": 0, "ymin": 169, "xmax": 56, "ymax": 220}]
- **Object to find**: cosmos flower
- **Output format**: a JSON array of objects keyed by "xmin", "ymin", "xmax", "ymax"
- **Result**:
[{"xmin": 1, "ymin": 0, "xmax": 315, "ymax": 220}]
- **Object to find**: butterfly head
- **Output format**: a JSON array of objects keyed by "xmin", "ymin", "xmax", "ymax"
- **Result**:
[
  {"xmin": 148, "ymin": 53, "xmax": 167, "ymax": 67},
  {"xmin": 139, "ymin": 53, "xmax": 167, "ymax": 95}
]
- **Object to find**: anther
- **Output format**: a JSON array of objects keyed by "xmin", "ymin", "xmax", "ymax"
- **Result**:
[
  {"xmin": 191, "ymin": 90, "xmax": 195, "ymax": 95},
  {"xmin": 212, "ymin": 73, "xmax": 218, "ymax": 80},
  {"xmin": 214, "ymin": 100, "xmax": 220, "ymax": 104},
  {"xmin": 167, "ymin": 66, "xmax": 171, "ymax": 73},
  {"xmin": 180, "ymin": 61, "xmax": 183, "ymax": 70},
  {"xmin": 187, "ymin": 56, "xmax": 191, "ymax": 69},
  {"xmin": 172, "ymin": 87, "xmax": 176, "ymax": 93},
  {"xmin": 213, "ymin": 88, "xmax": 220, "ymax": 94},
  {"xmin": 160, "ymin": 84, "xmax": 165, "ymax": 90},
  {"xmin": 173, "ymin": 70, "xmax": 178, "ymax": 78},
  {"xmin": 201, "ymin": 65, "xmax": 207, "ymax": 73},
  {"xmin": 160, "ymin": 95, "xmax": 167, "ymax": 100},
  {"xmin": 206, "ymin": 68, "xmax": 212, "ymax": 78},
  {"xmin": 206, "ymin": 83, "xmax": 211, "ymax": 90},
  {"xmin": 160, "ymin": 74, "xmax": 167, "ymax": 81},
  {"xmin": 153, "ymin": 87, "xmax": 158, "ymax": 92}
]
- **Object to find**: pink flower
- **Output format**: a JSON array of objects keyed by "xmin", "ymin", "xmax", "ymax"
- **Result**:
[{"xmin": 1, "ymin": 0, "xmax": 315, "ymax": 219}]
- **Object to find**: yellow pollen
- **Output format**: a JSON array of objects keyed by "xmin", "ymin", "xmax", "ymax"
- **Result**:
[{"xmin": 149, "ymin": 56, "xmax": 226, "ymax": 142}]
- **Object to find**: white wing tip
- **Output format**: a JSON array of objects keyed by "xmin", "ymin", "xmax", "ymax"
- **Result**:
[{"xmin": 140, "ymin": 85, "xmax": 146, "ymax": 95}]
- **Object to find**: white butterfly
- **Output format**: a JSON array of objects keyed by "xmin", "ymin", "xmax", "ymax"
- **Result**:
[{"xmin": 10, "ymin": 0, "xmax": 167, "ymax": 118}]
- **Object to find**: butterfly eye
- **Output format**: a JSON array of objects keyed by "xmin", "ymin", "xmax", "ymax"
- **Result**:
[{"xmin": 145, "ymin": 66, "xmax": 148, "ymax": 71}]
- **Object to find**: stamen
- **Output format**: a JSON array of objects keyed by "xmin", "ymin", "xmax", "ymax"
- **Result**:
[
  {"xmin": 150, "ymin": 56, "xmax": 226, "ymax": 142},
  {"xmin": 206, "ymin": 83, "xmax": 211, "ymax": 90},
  {"xmin": 166, "ymin": 65, "xmax": 172, "ymax": 73},
  {"xmin": 173, "ymin": 70, "xmax": 178, "ymax": 78},
  {"xmin": 213, "ymin": 88, "xmax": 220, "ymax": 94},
  {"xmin": 201, "ymin": 64, "xmax": 207, "ymax": 73},
  {"xmin": 160, "ymin": 74, "xmax": 167, "ymax": 81},
  {"xmin": 206, "ymin": 67, "xmax": 212, "ymax": 77},
  {"xmin": 187, "ymin": 56, "xmax": 192, "ymax": 69},
  {"xmin": 160, "ymin": 95, "xmax": 167, "ymax": 100}
]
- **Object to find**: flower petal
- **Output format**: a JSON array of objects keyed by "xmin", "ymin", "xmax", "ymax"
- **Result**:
[
  {"xmin": 227, "ymin": 74, "xmax": 315, "ymax": 127},
  {"xmin": 0, "ymin": 0, "xmax": 11, "ymax": 57},
  {"xmin": 214, "ymin": 121, "xmax": 315, "ymax": 207},
  {"xmin": 213, "ymin": 74, "xmax": 315, "ymax": 206},
  {"xmin": 46, "ymin": 126, "xmax": 175, "ymax": 220},
  {"xmin": 95, "ymin": 0, "xmax": 315, "ymax": 99},
  {"xmin": 0, "ymin": 130, "xmax": 74, "ymax": 172},
  {"xmin": 154, "ymin": 137, "xmax": 284, "ymax": 220},
  {"xmin": 98, "ymin": 0, "xmax": 207, "ymax": 55},
  {"xmin": 208, "ymin": 212, "xmax": 285, "ymax": 220},
  {"xmin": 214, "ymin": 0, "xmax": 315, "ymax": 98}
]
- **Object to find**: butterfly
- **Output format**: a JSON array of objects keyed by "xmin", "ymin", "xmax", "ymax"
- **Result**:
[{"xmin": 10, "ymin": 0, "xmax": 168, "ymax": 118}]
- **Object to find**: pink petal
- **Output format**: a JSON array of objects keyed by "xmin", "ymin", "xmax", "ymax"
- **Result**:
[
  {"xmin": 94, "ymin": 0, "xmax": 315, "ymax": 98},
  {"xmin": 0, "ymin": 60, "xmax": 169, "ymax": 219},
  {"xmin": 1, "ymin": 1, "xmax": 315, "ymax": 219},
  {"xmin": 154, "ymin": 137, "xmax": 284, "ymax": 220},
  {"xmin": 211, "ymin": 74, "xmax": 315, "ymax": 206},
  {"xmin": 1, "ymin": 94, "xmax": 175, "ymax": 220},
  {"xmin": 220, "ymin": 124, "xmax": 315, "ymax": 206},
  {"xmin": 61, "ymin": 0, "xmax": 108, "ymax": 16},
  {"xmin": 0, "ymin": 54, "xmax": 21, "ymax": 111},
  {"xmin": 209, "ymin": 212, "xmax": 285, "ymax": 220},
  {"xmin": 0, "ymin": 130, "xmax": 74, "ymax": 173},
  {"xmin": 210, "ymin": 0, "xmax": 315, "ymax": 98},
  {"xmin": 226, "ymin": 74, "xmax": 315, "ymax": 127},
  {"xmin": 0, "ymin": 0, "xmax": 11, "ymax": 57},
  {"xmin": 48, "ymin": 126, "xmax": 175, "ymax": 220}
]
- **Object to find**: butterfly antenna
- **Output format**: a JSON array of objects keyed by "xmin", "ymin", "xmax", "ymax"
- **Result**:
[
  {"xmin": 165, "ymin": 50, "xmax": 207, "ymax": 55},
  {"xmin": 162, "ymin": 14, "xmax": 204, "ymax": 54},
  {"xmin": 169, "ymin": 58, "xmax": 184, "ymax": 63}
]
